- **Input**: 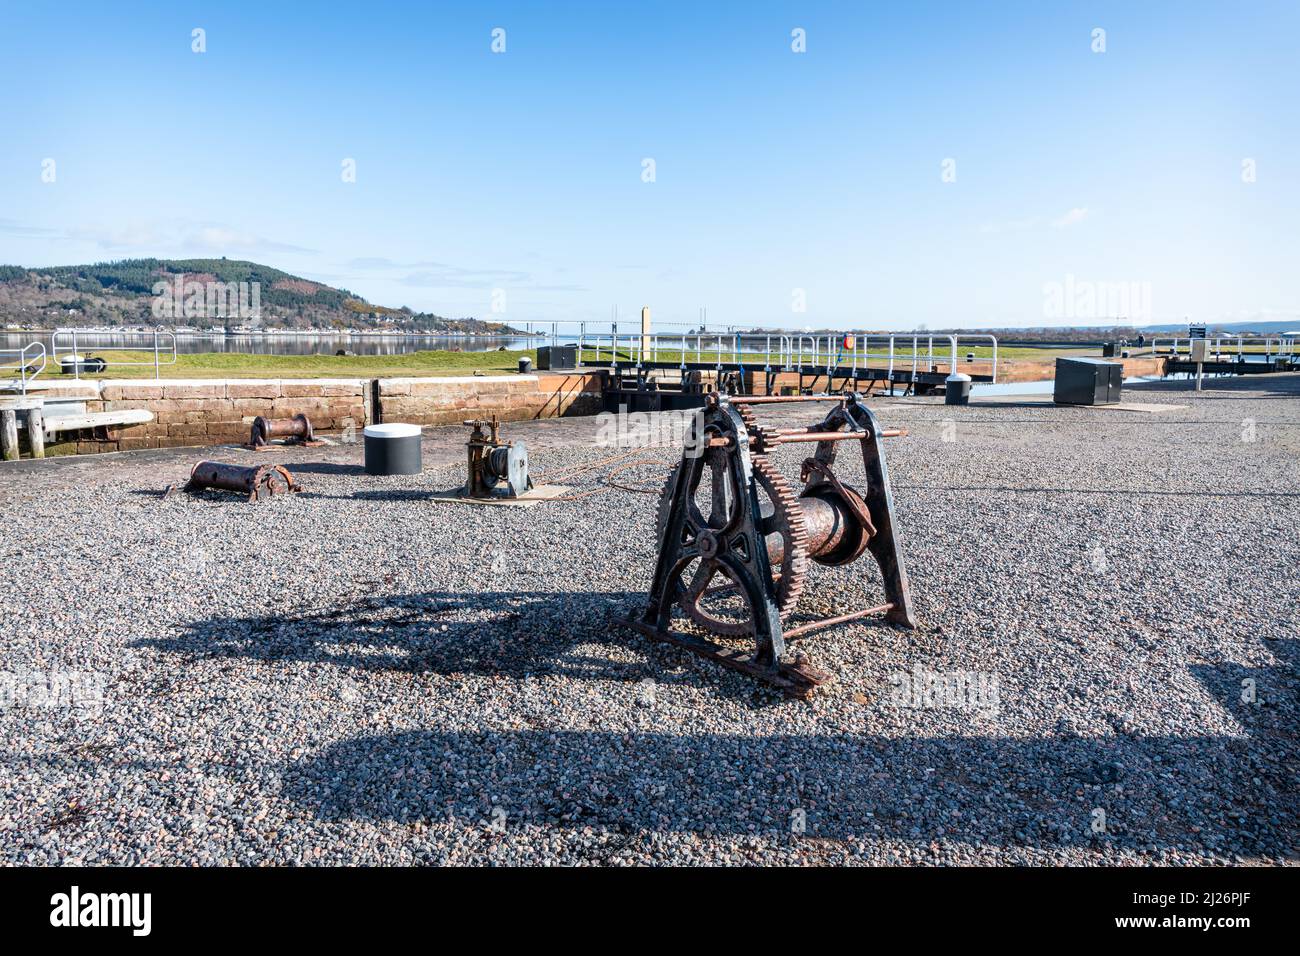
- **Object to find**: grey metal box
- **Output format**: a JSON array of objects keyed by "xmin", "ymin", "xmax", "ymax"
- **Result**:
[
  {"xmin": 1053, "ymin": 357, "xmax": 1123, "ymax": 406},
  {"xmin": 537, "ymin": 344, "xmax": 578, "ymax": 370}
]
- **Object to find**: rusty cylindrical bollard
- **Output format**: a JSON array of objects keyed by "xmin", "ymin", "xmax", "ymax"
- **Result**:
[
  {"xmin": 165, "ymin": 461, "xmax": 302, "ymax": 502},
  {"xmin": 249, "ymin": 414, "xmax": 319, "ymax": 449}
]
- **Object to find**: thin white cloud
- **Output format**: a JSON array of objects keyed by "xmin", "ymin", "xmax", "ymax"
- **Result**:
[
  {"xmin": 0, "ymin": 219, "xmax": 59, "ymax": 238},
  {"xmin": 343, "ymin": 257, "xmax": 586, "ymax": 292},
  {"xmin": 979, "ymin": 208, "xmax": 1092, "ymax": 234},
  {"xmin": 6, "ymin": 219, "xmax": 317, "ymax": 256},
  {"xmin": 978, "ymin": 216, "xmax": 1039, "ymax": 235},
  {"xmin": 184, "ymin": 226, "xmax": 314, "ymax": 255},
  {"xmin": 1052, "ymin": 207, "xmax": 1090, "ymax": 228}
]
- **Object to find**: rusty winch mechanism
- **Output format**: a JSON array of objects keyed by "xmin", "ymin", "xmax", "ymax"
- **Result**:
[
  {"xmin": 463, "ymin": 415, "xmax": 533, "ymax": 499},
  {"xmin": 248, "ymin": 413, "xmax": 322, "ymax": 450},
  {"xmin": 165, "ymin": 461, "xmax": 302, "ymax": 503},
  {"xmin": 623, "ymin": 392, "xmax": 914, "ymax": 696}
]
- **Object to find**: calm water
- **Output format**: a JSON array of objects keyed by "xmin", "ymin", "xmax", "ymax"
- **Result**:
[{"xmin": 2, "ymin": 331, "xmax": 548, "ymax": 356}]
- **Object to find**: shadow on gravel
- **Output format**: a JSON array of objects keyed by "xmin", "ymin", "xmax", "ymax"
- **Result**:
[
  {"xmin": 128, "ymin": 488, "xmax": 171, "ymax": 499},
  {"xmin": 297, "ymin": 489, "xmax": 439, "ymax": 502},
  {"xmin": 272, "ymin": 639, "xmax": 1298, "ymax": 857},
  {"xmin": 285, "ymin": 461, "xmax": 367, "ymax": 476},
  {"xmin": 1125, "ymin": 375, "xmax": 1300, "ymax": 399},
  {"xmin": 136, "ymin": 590, "xmax": 776, "ymax": 704},
  {"xmin": 892, "ymin": 484, "xmax": 1300, "ymax": 500}
]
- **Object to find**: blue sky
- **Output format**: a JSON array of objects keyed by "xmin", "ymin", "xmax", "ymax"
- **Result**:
[{"xmin": 1, "ymin": 1, "xmax": 1296, "ymax": 330}]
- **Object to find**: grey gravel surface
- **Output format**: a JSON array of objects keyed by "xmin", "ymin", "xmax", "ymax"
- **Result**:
[{"xmin": 1, "ymin": 374, "xmax": 1297, "ymax": 865}]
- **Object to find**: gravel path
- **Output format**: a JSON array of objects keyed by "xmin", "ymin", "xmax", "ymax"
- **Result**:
[{"xmin": 1, "ymin": 374, "xmax": 1296, "ymax": 865}]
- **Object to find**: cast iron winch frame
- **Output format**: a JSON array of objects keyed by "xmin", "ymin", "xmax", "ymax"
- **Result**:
[{"xmin": 623, "ymin": 391, "xmax": 915, "ymax": 696}]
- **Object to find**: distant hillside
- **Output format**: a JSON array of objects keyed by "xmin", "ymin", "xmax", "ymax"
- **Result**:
[
  {"xmin": 1139, "ymin": 319, "xmax": 1300, "ymax": 335},
  {"xmin": 0, "ymin": 258, "xmax": 520, "ymax": 333}
]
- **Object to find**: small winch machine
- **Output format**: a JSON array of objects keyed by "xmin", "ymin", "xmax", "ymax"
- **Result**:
[{"xmin": 463, "ymin": 415, "xmax": 533, "ymax": 499}]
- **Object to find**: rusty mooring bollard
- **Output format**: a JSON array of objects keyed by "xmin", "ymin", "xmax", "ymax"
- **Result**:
[
  {"xmin": 248, "ymin": 413, "xmax": 321, "ymax": 450},
  {"xmin": 165, "ymin": 461, "xmax": 302, "ymax": 502}
]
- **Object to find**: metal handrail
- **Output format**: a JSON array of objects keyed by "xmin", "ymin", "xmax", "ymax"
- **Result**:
[
  {"xmin": 51, "ymin": 328, "xmax": 179, "ymax": 380},
  {"xmin": 821, "ymin": 332, "xmax": 1000, "ymax": 385},
  {"xmin": 572, "ymin": 327, "xmax": 1000, "ymax": 386},
  {"xmin": 0, "ymin": 341, "xmax": 47, "ymax": 395},
  {"xmin": 1149, "ymin": 335, "xmax": 1297, "ymax": 361}
]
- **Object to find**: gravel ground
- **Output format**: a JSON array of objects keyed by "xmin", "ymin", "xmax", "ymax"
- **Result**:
[{"xmin": 1, "ymin": 374, "xmax": 1297, "ymax": 866}]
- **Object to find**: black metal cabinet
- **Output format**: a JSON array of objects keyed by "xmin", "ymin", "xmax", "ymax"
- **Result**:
[
  {"xmin": 537, "ymin": 344, "xmax": 578, "ymax": 370},
  {"xmin": 1053, "ymin": 357, "xmax": 1123, "ymax": 405}
]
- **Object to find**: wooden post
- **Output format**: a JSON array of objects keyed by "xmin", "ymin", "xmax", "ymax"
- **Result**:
[
  {"xmin": 0, "ymin": 409, "xmax": 17, "ymax": 461},
  {"xmin": 26, "ymin": 407, "xmax": 45, "ymax": 458}
]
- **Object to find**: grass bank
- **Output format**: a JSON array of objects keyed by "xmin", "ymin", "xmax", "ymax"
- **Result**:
[{"xmin": 55, "ymin": 349, "xmax": 537, "ymax": 379}]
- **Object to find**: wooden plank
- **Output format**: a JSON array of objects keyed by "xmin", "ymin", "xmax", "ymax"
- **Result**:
[
  {"xmin": 0, "ymin": 397, "xmax": 43, "ymax": 411},
  {"xmin": 43, "ymin": 409, "xmax": 153, "ymax": 435}
]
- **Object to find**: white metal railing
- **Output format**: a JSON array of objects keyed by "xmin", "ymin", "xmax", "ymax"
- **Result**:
[
  {"xmin": 0, "ymin": 341, "xmax": 47, "ymax": 395},
  {"xmin": 1147, "ymin": 335, "xmax": 1297, "ymax": 362},
  {"xmin": 569, "ymin": 326, "xmax": 999, "ymax": 384},
  {"xmin": 51, "ymin": 328, "xmax": 178, "ymax": 380}
]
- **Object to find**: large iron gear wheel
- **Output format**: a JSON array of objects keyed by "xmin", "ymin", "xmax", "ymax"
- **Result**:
[{"xmin": 655, "ymin": 451, "xmax": 809, "ymax": 635}]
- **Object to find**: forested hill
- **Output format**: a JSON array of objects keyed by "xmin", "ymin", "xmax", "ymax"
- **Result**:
[{"xmin": 0, "ymin": 258, "xmax": 517, "ymax": 333}]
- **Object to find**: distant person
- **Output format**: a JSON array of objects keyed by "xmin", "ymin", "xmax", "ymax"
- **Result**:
[{"xmin": 1137, "ymin": 333, "xmax": 1146, "ymax": 347}]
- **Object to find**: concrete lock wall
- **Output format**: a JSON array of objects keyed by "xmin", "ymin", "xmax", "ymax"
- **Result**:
[{"xmin": 19, "ymin": 372, "xmax": 605, "ymax": 456}]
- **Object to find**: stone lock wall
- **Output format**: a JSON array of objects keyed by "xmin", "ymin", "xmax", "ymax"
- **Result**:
[
  {"xmin": 20, "ymin": 371, "xmax": 605, "ymax": 456},
  {"xmin": 375, "ymin": 372, "xmax": 605, "ymax": 426},
  {"xmin": 101, "ymin": 380, "xmax": 370, "ymax": 451},
  {"xmin": 30, "ymin": 379, "xmax": 369, "ymax": 455}
]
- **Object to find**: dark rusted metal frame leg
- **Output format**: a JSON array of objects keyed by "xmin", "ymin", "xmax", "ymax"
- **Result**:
[
  {"xmin": 845, "ymin": 399, "xmax": 916, "ymax": 628},
  {"xmin": 628, "ymin": 403, "xmax": 824, "ymax": 694}
]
